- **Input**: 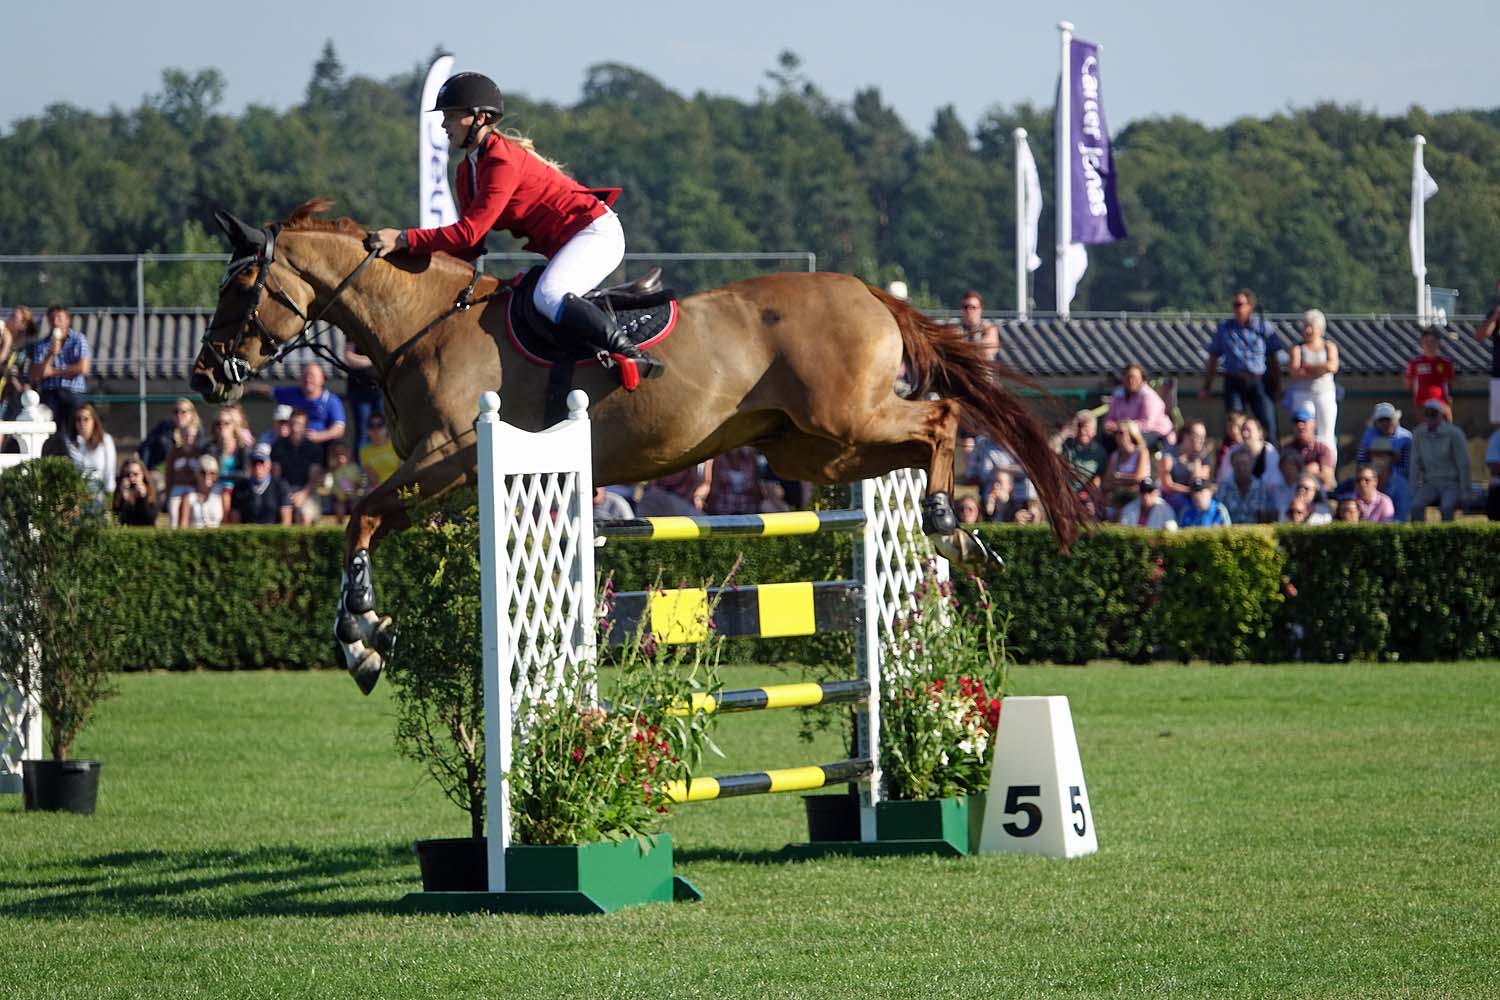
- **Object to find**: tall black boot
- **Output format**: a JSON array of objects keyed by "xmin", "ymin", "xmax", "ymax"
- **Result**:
[{"xmin": 556, "ymin": 293, "xmax": 665, "ymax": 384}]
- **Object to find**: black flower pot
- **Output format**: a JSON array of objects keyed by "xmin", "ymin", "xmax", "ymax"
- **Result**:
[
  {"xmin": 413, "ymin": 837, "xmax": 487, "ymax": 892},
  {"xmin": 22, "ymin": 759, "xmax": 102, "ymax": 815},
  {"xmin": 803, "ymin": 790, "xmax": 861, "ymax": 842}
]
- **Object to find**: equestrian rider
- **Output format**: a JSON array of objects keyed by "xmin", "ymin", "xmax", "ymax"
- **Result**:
[{"xmin": 364, "ymin": 71, "xmax": 664, "ymax": 383}]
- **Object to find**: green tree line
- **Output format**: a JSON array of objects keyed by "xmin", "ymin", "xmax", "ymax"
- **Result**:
[{"xmin": 2, "ymin": 45, "xmax": 1497, "ymax": 314}]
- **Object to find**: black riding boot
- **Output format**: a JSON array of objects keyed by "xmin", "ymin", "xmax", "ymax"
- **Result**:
[{"xmin": 556, "ymin": 293, "xmax": 665, "ymax": 384}]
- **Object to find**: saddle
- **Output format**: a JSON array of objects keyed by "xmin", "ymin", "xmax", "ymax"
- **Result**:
[{"xmin": 505, "ymin": 265, "xmax": 680, "ymax": 424}]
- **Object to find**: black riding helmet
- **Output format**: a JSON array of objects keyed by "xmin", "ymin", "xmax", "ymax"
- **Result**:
[{"xmin": 432, "ymin": 72, "xmax": 505, "ymax": 118}]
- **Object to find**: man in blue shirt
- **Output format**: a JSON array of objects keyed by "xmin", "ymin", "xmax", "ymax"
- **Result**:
[
  {"xmin": 249, "ymin": 362, "xmax": 347, "ymax": 450},
  {"xmin": 26, "ymin": 305, "xmax": 90, "ymax": 437},
  {"xmin": 1178, "ymin": 478, "xmax": 1233, "ymax": 527},
  {"xmin": 1354, "ymin": 402, "xmax": 1413, "ymax": 477},
  {"xmin": 1200, "ymin": 289, "xmax": 1279, "ymax": 441}
]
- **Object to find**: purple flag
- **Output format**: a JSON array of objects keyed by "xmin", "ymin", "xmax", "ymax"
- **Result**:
[{"xmin": 1068, "ymin": 38, "xmax": 1126, "ymax": 245}]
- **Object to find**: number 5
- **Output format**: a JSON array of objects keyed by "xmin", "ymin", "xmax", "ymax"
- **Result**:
[
  {"xmin": 1001, "ymin": 785, "xmax": 1042, "ymax": 837},
  {"xmin": 1069, "ymin": 784, "xmax": 1087, "ymax": 836}
]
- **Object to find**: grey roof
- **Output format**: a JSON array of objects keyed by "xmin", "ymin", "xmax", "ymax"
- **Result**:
[
  {"xmin": 63, "ymin": 309, "xmax": 1492, "ymax": 383},
  {"xmin": 70, "ymin": 311, "xmax": 344, "ymax": 382},
  {"xmin": 992, "ymin": 314, "xmax": 1490, "ymax": 378}
]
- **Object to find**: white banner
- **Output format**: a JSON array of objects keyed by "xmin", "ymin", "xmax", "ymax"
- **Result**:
[
  {"xmin": 1408, "ymin": 139, "xmax": 1438, "ymax": 280},
  {"xmin": 1017, "ymin": 134, "xmax": 1044, "ymax": 273},
  {"xmin": 1060, "ymin": 242, "xmax": 1088, "ymax": 314},
  {"xmin": 419, "ymin": 54, "xmax": 458, "ymax": 228}
]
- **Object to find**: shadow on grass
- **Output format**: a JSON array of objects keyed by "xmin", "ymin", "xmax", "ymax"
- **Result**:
[{"xmin": 0, "ymin": 843, "xmax": 419, "ymax": 919}]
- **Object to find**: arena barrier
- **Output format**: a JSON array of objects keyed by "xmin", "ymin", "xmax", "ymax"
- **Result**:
[
  {"xmin": 0, "ymin": 390, "xmax": 55, "ymax": 794},
  {"xmin": 476, "ymin": 390, "xmax": 941, "ymax": 892}
]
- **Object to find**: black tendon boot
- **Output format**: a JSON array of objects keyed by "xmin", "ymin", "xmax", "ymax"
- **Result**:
[{"xmin": 556, "ymin": 293, "xmax": 665, "ymax": 388}]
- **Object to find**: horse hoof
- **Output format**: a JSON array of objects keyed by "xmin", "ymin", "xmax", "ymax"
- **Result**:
[
  {"xmin": 371, "ymin": 617, "xmax": 397, "ymax": 654},
  {"xmin": 349, "ymin": 649, "xmax": 383, "ymax": 695},
  {"xmin": 921, "ymin": 492, "xmax": 958, "ymax": 535}
]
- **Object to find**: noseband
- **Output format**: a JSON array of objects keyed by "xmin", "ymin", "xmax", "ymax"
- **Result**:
[{"xmin": 201, "ymin": 225, "xmax": 378, "ymax": 386}]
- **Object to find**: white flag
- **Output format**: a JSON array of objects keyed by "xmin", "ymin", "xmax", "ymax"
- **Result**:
[
  {"xmin": 1017, "ymin": 135, "xmax": 1044, "ymax": 272},
  {"xmin": 1408, "ymin": 153, "xmax": 1437, "ymax": 278},
  {"xmin": 419, "ymin": 54, "xmax": 458, "ymax": 228},
  {"xmin": 1060, "ymin": 243, "xmax": 1088, "ymax": 312}
]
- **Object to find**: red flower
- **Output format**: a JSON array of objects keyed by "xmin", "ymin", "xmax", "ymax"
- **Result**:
[{"xmin": 571, "ymin": 747, "xmax": 585, "ymax": 763}]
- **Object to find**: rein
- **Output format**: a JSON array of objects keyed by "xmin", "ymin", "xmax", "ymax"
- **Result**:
[{"xmin": 202, "ymin": 224, "xmax": 379, "ymax": 386}]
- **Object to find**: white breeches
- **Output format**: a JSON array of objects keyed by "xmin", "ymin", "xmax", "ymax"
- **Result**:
[{"xmin": 532, "ymin": 210, "xmax": 626, "ymax": 322}]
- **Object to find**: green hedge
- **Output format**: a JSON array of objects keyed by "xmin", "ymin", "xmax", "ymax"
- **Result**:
[{"xmin": 85, "ymin": 521, "xmax": 1500, "ymax": 671}]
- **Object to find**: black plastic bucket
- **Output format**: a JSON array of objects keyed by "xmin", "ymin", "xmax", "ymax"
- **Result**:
[
  {"xmin": 22, "ymin": 760, "xmax": 102, "ymax": 815},
  {"xmin": 413, "ymin": 837, "xmax": 488, "ymax": 892},
  {"xmin": 802, "ymin": 791, "xmax": 861, "ymax": 842}
]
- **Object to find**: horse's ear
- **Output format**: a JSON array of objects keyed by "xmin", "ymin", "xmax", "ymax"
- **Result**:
[{"xmin": 212, "ymin": 210, "xmax": 267, "ymax": 252}]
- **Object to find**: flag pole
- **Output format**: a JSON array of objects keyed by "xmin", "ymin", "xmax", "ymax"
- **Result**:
[
  {"xmin": 1413, "ymin": 134, "xmax": 1427, "ymax": 321},
  {"xmin": 1056, "ymin": 21, "xmax": 1073, "ymax": 320},
  {"xmin": 1015, "ymin": 127, "xmax": 1029, "ymax": 320}
]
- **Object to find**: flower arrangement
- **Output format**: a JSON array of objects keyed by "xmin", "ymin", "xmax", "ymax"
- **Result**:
[
  {"xmin": 506, "ymin": 576, "xmax": 724, "ymax": 846},
  {"xmin": 880, "ymin": 564, "xmax": 1011, "ymax": 801},
  {"xmin": 384, "ymin": 493, "xmax": 722, "ymax": 847}
]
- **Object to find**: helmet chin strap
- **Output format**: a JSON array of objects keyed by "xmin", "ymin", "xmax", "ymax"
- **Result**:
[{"xmin": 459, "ymin": 111, "xmax": 490, "ymax": 151}]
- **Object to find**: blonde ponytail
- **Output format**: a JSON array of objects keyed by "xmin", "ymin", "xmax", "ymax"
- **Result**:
[{"xmin": 497, "ymin": 127, "xmax": 568, "ymax": 175}]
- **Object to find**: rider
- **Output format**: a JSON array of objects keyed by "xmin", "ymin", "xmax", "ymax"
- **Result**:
[{"xmin": 364, "ymin": 71, "xmax": 664, "ymax": 383}]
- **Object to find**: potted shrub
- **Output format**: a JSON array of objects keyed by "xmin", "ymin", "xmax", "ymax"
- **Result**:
[
  {"xmin": 384, "ymin": 495, "xmax": 722, "ymax": 911},
  {"xmin": 0, "ymin": 458, "xmax": 122, "ymax": 814},
  {"xmin": 876, "ymin": 564, "xmax": 1010, "ymax": 854}
]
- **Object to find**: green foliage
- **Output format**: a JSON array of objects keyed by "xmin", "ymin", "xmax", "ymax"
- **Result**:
[
  {"xmin": 1154, "ymin": 528, "xmax": 1285, "ymax": 663},
  {"xmin": 510, "ymin": 593, "xmax": 722, "ymax": 846},
  {"xmin": 4, "ymin": 53, "xmax": 1499, "ymax": 312},
  {"xmin": 880, "ymin": 568, "xmax": 1008, "ymax": 800},
  {"xmin": 65, "ymin": 521, "xmax": 1500, "ymax": 673},
  {"xmin": 378, "ymin": 491, "xmax": 723, "ymax": 846},
  {"xmin": 378, "ymin": 497, "xmax": 488, "ymax": 839},
  {"xmin": 0, "ymin": 459, "xmax": 122, "ymax": 759}
]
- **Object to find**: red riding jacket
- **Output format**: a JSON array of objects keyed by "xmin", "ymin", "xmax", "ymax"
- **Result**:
[{"xmin": 404, "ymin": 133, "xmax": 618, "ymax": 260}]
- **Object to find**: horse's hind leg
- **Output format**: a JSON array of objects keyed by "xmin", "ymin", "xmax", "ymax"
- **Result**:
[
  {"xmin": 337, "ymin": 430, "xmax": 476, "ymax": 694},
  {"xmin": 762, "ymin": 394, "xmax": 996, "ymax": 569}
]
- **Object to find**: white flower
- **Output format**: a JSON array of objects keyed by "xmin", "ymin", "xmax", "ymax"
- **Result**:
[{"xmin": 958, "ymin": 739, "xmax": 974, "ymax": 754}]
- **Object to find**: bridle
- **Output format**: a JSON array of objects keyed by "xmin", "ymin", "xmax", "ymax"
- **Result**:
[{"xmin": 201, "ymin": 224, "xmax": 378, "ymax": 386}]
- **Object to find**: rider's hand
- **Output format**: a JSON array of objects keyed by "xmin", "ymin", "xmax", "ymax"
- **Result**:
[{"xmin": 364, "ymin": 228, "xmax": 407, "ymax": 257}]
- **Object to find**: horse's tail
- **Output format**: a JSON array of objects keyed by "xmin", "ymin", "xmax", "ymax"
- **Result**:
[{"xmin": 866, "ymin": 285, "xmax": 1084, "ymax": 550}]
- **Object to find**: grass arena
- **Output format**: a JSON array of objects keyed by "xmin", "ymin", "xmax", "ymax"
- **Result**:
[{"xmin": 2, "ymin": 662, "xmax": 1497, "ymax": 998}]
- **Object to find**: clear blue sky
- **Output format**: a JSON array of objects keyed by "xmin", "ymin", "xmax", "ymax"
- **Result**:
[{"xmin": 5, "ymin": 0, "xmax": 1494, "ymax": 133}]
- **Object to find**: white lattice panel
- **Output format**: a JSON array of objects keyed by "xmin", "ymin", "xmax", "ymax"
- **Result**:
[
  {"xmin": 477, "ymin": 390, "xmax": 596, "ymax": 888},
  {"xmin": 0, "ymin": 677, "xmax": 39, "ymax": 794},
  {"xmin": 495, "ymin": 469, "xmax": 595, "ymax": 716},
  {"xmin": 0, "ymin": 399, "xmax": 51, "ymax": 795},
  {"xmin": 865, "ymin": 468, "xmax": 948, "ymax": 649}
]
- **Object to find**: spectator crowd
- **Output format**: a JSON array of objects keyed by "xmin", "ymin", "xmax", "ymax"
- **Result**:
[{"xmin": 5, "ymin": 288, "xmax": 1500, "ymax": 532}]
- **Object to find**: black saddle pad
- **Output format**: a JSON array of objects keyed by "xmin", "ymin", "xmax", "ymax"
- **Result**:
[{"xmin": 505, "ymin": 266, "xmax": 679, "ymax": 369}]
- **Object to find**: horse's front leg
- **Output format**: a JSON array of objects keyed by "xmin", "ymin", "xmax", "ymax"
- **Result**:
[
  {"xmin": 337, "ymin": 503, "xmax": 401, "ymax": 694},
  {"xmin": 335, "ymin": 428, "xmax": 476, "ymax": 694}
]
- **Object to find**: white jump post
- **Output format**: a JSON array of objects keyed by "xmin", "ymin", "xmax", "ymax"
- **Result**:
[
  {"xmin": 0, "ymin": 389, "xmax": 56, "ymax": 793},
  {"xmin": 475, "ymin": 389, "xmax": 596, "ymax": 892}
]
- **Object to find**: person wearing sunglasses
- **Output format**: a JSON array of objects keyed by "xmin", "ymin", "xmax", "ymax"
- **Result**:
[{"xmin": 1200, "ymin": 289, "xmax": 1279, "ymax": 442}]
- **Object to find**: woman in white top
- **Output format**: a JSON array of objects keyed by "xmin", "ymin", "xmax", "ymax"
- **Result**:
[
  {"xmin": 178, "ymin": 453, "xmax": 226, "ymax": 529},
  {"xmin": 1286, "ymin": 308, "xmax": 1340, "ymax": 459},
  {"xmin": 65, "ymin": 403, "xmax": 116, "ymax": 501}
]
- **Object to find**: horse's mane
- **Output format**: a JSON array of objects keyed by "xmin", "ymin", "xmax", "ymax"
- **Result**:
[
  {"xmin": 280, "ymin": 197, "xmax": 365, "ymax": 237},
  {"xmin": 277, "ymin": 197, "xmax": 484, "ymax": 280}
]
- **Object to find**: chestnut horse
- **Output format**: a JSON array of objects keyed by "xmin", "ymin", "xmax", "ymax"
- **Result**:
[{"xmin": 192, "ymin": 199, "xmax": 1080, "ymax": 694}]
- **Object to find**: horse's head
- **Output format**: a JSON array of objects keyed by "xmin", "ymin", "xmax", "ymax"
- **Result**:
[{"xmin": 190, "ymin": 206, "xmax": 324, "ymax": 403}]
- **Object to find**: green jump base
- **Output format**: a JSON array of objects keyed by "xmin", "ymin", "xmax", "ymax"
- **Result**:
[{"xmin": 399, "ymin": 876, "xmax": 703, "ymax": 916}]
